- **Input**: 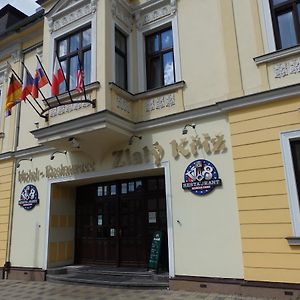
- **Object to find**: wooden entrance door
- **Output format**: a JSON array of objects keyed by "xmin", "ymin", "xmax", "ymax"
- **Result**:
[{"xmin": 75, "ymin": 176, "xmax": 168, "ymax": 268}]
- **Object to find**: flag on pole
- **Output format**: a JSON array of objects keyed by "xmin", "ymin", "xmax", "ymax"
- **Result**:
[
  {"xmin": 5, "ymin": 74, "xmax": 22, "ymax": 116},
  {"xmin": 51, "ymin": 56, "xmax": 64, "ymax": 96},
  {"xmin": 32, "ymin": 61, "xmax": 48, "ymax": 98},
  {"xmin": 21, "ymin": 69, "xmax": 34, "ymax": 100},
  {"xmin": 76, "ymin": 61, "xmax": 84, "ymax": 93}
]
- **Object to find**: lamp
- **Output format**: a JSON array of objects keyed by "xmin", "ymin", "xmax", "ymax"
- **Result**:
[
  {"xmin": 16, "ymin": 157, "xmax": 32, "ymax": 168},
  {"xmin": 50, "ymin": 151, "xmax": 67, "ymax": 160},
  {"xmin": 128, "ymin": 135, "xmax": 142, "ymax": 145},
  {"xmin": 68, "ymin": 137, "xmax": 80, "ymax": 149},
  {"xmin": 182, "ymin": 124, "xmax": 196, "ymax": 135}
]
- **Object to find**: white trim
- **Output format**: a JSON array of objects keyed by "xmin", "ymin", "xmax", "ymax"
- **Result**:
[
  {"xmin": 260, "ymin": 0, "xmax": 276, "ymax": 53},
  {"xmin": 48, "ymin": 7, "xmax": 97, "ymax": 97},
  {"xmin": 281, "ymin": 129, "xmax": 300, "ymax": 237},
  {"xmin": 43, "ymin": 177, "xmax": 52, "ymax": 270},
  {"xmin": 42, "ymin": 161, "xmax": 175, "ymax": 277},
  {"xmin": 136, "ymin": 12, "xmax": 181, "ymax": 92}
]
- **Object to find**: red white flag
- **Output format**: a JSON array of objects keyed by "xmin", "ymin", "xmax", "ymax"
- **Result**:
[
  {"xmin": 76, "ymin": 62, "xmax": 84, "ymax": 93},
  {"xmin": 51, "ymin": 56, "xmax": 64, "ymax": 96}
]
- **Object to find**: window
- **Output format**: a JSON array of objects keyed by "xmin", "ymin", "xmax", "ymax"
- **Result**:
[
  {"xmin": 57, "ymin": 26, "xmax": 91, "ymax": 93},
  {"xmin": 145, "ymin": 27, "xmax": 175, "ymax": 90},
  {"xmin": 115, "ymin": 28, "xmax": 127, "ymax": 90},
  {"xmin": 269, "ymin": 0, "xmax": 300, "ymax": 49},
  {"xmin": 281, "ymin": 130, "xmax": 300, "ymax": 236}
]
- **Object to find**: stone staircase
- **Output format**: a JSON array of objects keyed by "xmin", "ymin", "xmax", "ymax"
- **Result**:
[{"xmin": 46, "ymin": 265, "xmax": 169, "ymax": 288}]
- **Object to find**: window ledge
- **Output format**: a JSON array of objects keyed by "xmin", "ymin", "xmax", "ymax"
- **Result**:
[
  {"xmin": 109, "ymin": 81, "xmax": 186, "ymax": 101},
  {"xmin": 286, "ymin": 236, "xmax": 300, "ymax": 246},
  {"xmin": 254, "ymin": 45, "xmax": 300, "ymax": 65}
]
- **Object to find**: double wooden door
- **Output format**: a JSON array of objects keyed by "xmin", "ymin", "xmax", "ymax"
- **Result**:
[{"xmin": 75, "ymin": 176, "xmax": 168, "ymax": 268}]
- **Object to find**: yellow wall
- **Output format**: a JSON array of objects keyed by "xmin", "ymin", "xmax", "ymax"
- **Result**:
[
  {"xmin": 0, "ymin": 160, "xmax": 13, "ymax": 266},
  {"xmin": 229, "ymin": 97, "xmax": 300, "ymax": 283}
]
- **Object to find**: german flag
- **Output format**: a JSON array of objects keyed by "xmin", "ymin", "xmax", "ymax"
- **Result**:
[{"xmin": 5, "ymin": 74, "xmax": 22, "ymax": 116}]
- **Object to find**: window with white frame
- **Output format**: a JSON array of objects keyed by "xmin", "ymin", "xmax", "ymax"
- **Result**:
[
  {"xmin": 145, "ymin": 26, "xmax": 175, "ymax": 90},
  {"xmin": 281, "ymin": 130, "xmax": 300, "ymax": 236},
  {"xmin": 57, "ymin": 25, "xmax": 92, "ymax": 93},
  {"xmin": 269, "ymin": 0, "xmax": 300, "ymax": 49}
]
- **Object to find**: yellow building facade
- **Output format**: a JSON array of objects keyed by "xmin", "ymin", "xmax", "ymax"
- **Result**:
[{"xmin": 1, "ymin": 0, "xmax": 300, "ymax": 298}]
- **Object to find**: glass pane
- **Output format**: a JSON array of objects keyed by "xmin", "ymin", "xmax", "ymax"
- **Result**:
[
  {"xmin": 128, "ymin": 182, "xmax": 135, "ymax": 192},
  {"xmin": 277, "ymin": 11, "xmax": 297, "ymax": 48},
  {"xmin": 116, "ymin": 53, "xmax": 126, "ymax": 89},
  {"xmin": 136, "ymin": 180, "xmax": 142, "ymax": 191},
  {"xmin": 272, "ymin": 0, "xmax": 288, "ymax": 5},
  {"xmin": 148, "ymin": 57, "xmax": 162, "ymax": 89},
  {"xmin": 111, "ymin": 184, "xmax": 116, "ymax": 195},
  {"xmin": 147, "ymin": 33, "xmax": 159, "ymax": 54},
  {"xmin": 115, "ymin": 29, "xmax": 126, "ymax": 53},
  {"xmin": 163, "ymin": 52, "xmax": 175, "ymax": 85},
  {"xmin": 58, "ymin": 39, "xmax": 67, "ymax": 57},
  {"xmin": 83, "ymin": 50, "xmax": 91, "ymax": 84},
  {"xmin": 69, "ymin": 55, "xmax": 78, "ymax": 90},
  {"xmin": 59, "ymin": 60, "xmax": 66, "ymax": 93},
  {"xmin": 161, "ymin": 29, "xmax": 173, "ymax": 49},
  {"xmin": 121, "ymin": 183, "xmax": 127, "ymax": 194},
  {"xmin": 70, "ymin": 33, "xmax": 80, "ymax": 52},
  {"xmin": 97, "ymin": 186, "xmax": 103, "ymax": 196},
  {"xmin": 83, "ymin": 28, "xmax": 91, "ymax": 47},
  {"xmin": 104, "ymin": 185, "xmax": 108, "ymax": 196}
]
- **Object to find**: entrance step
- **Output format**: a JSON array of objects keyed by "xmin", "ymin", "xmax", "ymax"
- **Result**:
[{"xmin": 46, "ymin": 265, "xmax": 169, "ymax": 288}]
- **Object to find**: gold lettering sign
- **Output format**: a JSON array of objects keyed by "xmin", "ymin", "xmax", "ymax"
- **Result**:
[
  {"xmin": 18, "ymin": 162, "xmax": 95, "ymax": 183},
  {"xmin": 170, "ymin": 134, "xmax": 226, "ymax": 159},
  {"xmin": 112, "ymin": 142, "xmax": 164, "ymax": 168}
]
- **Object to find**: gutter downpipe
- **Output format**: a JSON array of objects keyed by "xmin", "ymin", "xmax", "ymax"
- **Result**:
[{"xmin": 3, "ymin": 54, "xmax": 24, "ymax": 279}]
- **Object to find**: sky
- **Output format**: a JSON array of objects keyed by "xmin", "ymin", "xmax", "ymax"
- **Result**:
[{"xmin": 0, "ymin": 0, "xmax": 40, "ymax": 16}]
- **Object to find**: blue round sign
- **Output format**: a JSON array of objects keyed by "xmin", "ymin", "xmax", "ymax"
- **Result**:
[
  {"xmin": 182, "ymin": 159, "xmax": 222, "ymax": 196},
  {"xmin": 18, "ymin": 184, "xmax": 39, "ymax": 210}
]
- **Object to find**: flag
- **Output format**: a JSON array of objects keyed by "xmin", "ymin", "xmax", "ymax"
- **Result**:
[
  {"xmin": 76, "ymin": 62, "xmax": 84, "ymax": 93},
  {"xmin": 21, "ymin": 69, "xmax": 34, "ymax": 100},
  {"xmin": 5, "ymin": 74, "xmax": 22, "ymax": 116},
  {"xmin": 51, "ymin": 56, "xmax": 64, "ymax": 96},
  {"xmin": 32, "ymin": 61, "xmax": 48, "ymax": 98}
]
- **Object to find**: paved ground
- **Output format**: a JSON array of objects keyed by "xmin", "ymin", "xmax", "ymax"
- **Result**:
[{"xmin": 0, "ymin": 279, "xmax": 272, "ymax": 300}]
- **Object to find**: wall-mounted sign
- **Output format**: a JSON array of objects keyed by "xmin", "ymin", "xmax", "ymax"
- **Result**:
[
  {"xmin": 18, "ymin": 162, "xmax": 95, "ymax": 183},
  {"xmin": 182, "ymin": 159, "xmax": 222, "ymax": 196},
  {"xmin": 18, "ymin": 184, "xmax": 39, "ymax": 210}
]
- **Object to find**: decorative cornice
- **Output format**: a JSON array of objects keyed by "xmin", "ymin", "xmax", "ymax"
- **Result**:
[
  {"xmin": 135, "ymin": 0, "xmax": 177, "ymax": 29},
  {"xmin": 112, "ymin": 0, "xmax": 133, "ymax": 30},
  {"xmin": 52, "ymin": 3, "xmax": 93, "ymax": 32}
]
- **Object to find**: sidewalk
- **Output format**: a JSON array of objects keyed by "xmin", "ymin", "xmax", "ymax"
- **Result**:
[{"xmin": 0, "ymin": 279, "xmax": 272, "ymax": 300}]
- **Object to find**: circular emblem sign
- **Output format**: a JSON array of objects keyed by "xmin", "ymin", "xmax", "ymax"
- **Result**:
[
  {"xmin": 18, "ymin": 184, "xmax": 39, "ymax": 210},
  {"xmin": 182, "ymin": 159, "xmax": 222, "ymax": 196}
]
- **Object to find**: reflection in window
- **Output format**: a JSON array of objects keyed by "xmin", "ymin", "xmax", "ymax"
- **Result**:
[
  {"xmin": 128, "ymin": 181, "xmax": 135, "ymax": 192},
  {"xmin": 278, "ymin": 11, "xmax": 297, "ymax": 48},
  {"xmin": 56, "ymin": 25, "xmax": 91, "ymax": 94},
  {"xmin": 121, "ymin": 183, "xmax": 127, "ymax": 194},
  {"xmin": 146, "ymin": 27, "xmax": 175, "ymax": 89},
  {"xmin": 97, "ymin": 186, "xmax": 103, "ymax": 196},
  {"xmin": 269, "ymin": 0, "xmax": 300, "ymax": 49},
  {"xmin": 115, "ymin": 28, "xmax": 127, "ymax": 89},
  {"xmin": 111, "ymin": 184, "xmax": 117, "ymax": 195}
]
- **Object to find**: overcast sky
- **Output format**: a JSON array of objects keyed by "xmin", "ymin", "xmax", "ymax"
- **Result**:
[{"xmin": 0, "ymin": 0, "xmax": 40, "ymax": 16}]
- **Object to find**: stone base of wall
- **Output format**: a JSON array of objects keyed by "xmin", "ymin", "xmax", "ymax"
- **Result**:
[
  {"xmin": 5, "ymin": 267, "xmax": 46, "ymax": 281},
  {"xmin": 170, "ymin": 276, "xmax": 300, "ymax": 300}
]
